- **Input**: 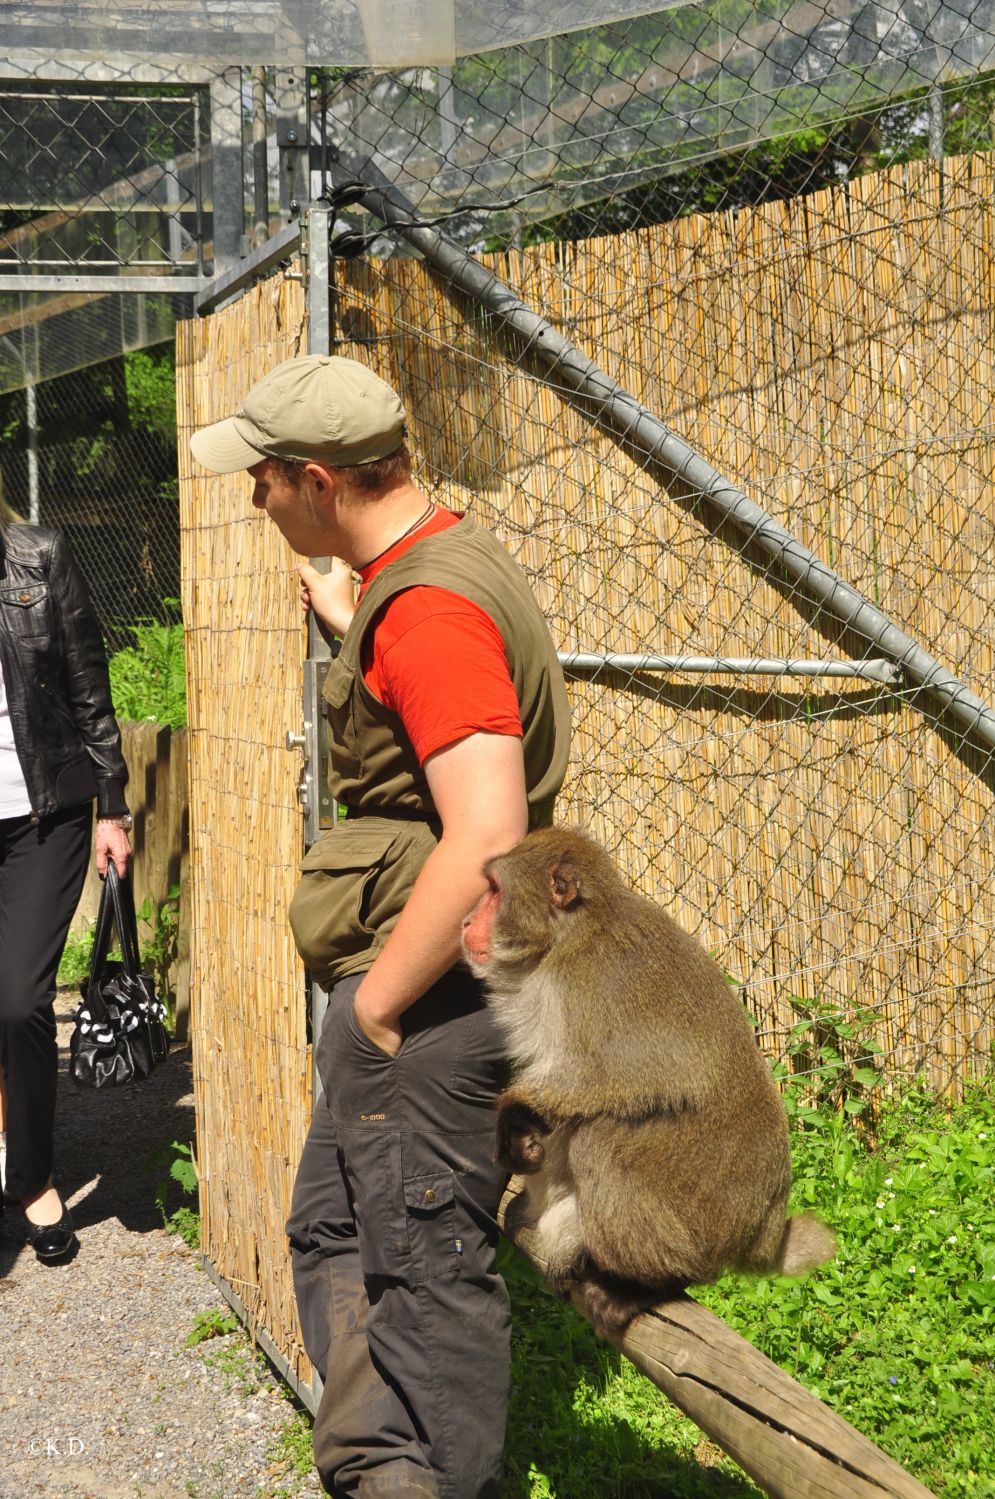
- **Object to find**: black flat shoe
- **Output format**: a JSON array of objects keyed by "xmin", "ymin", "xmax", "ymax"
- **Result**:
[{"xmin": 26, "ymin": 1205, "xmax": 78, "ymax": 1264}]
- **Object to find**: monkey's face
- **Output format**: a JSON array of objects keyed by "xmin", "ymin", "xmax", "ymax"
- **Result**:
[
  {"xmin": 461, "ymin": 874, "xmax": 501, "ymax": 972},
  {"xmin": 462, "ymin": 832, "xmax": 591, "ymax": 978}
]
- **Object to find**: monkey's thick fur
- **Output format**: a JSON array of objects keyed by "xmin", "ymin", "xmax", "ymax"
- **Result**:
[{"xmin": 463, "ymin": 827, "xmax": 835, "ymax": 1339}]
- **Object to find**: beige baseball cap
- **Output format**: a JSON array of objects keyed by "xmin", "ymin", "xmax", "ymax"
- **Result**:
[{"xmin": 189, "ymin": 354, "xmax": 407, "ymax": 473}]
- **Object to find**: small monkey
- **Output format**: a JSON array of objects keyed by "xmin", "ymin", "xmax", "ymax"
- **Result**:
[{"xmin": 461, "ymin": 827, "xmax": 835, "ymax": 1338}]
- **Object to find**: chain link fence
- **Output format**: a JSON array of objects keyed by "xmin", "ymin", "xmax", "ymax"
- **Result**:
[
  {"xmin": 0, "ymin": 344, "xmax": 180, "ymax": 648},
  {"xmin": 4, "ymin": 0, "xmax": 995, "ymax": 1087},
  {"xmin": 0, "ymin": 67, "xmax": 203, "ymax": 639},
  {"xmin": 299, "ymin": 11, "xmax": 995, "ymax": 1096}
]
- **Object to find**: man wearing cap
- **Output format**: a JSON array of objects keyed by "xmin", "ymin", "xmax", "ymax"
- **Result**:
[{"xmin": 191, "ymin": 355, "xmax": 570, "ymax": 1499}]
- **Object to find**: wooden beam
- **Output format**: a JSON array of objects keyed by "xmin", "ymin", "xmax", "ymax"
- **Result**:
[{"xmin": 499, "ymin": 1182, "xmax": 936, "ymax": 1499}]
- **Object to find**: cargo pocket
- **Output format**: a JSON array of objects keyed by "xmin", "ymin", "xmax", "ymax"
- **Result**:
[
  {"xmin": 402, "ymin": 1169, "xmax": 460, "ymax": 1282},
  {"xmin": 289, "ymin": 820, "xmax": 406, "ymax": 985},
  {"xmin": 340, "ymin": 1126, "xmax": 412, "ymax": 1280},
  {"xmin": 289, "ymin": 818, "xmax": 441, "ymax": 987}
]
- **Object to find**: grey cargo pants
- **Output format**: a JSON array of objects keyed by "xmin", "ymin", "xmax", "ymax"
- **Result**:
[{"xmin": 287, "ymin": 968, "xmax": 511, "ymax": 1499}]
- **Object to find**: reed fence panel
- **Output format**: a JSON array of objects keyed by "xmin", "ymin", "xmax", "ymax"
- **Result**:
[
  {"xmin": 176, "ymin": 269, "xmax": 311, "ymax": 1382},
  {"xmin": 330, "ymin": 152, "xmax": 995, "ymax": 1095}
]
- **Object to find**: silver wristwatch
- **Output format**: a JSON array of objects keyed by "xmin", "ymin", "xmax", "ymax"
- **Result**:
[{"xmin": 99, "ymin": 812, "xmax": 133, "ymax": 832}]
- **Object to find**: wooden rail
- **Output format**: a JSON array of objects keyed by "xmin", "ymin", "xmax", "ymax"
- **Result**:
[{"xmin": 499, "ymin": 1182, "xmax": 936, "ymax": 1499}]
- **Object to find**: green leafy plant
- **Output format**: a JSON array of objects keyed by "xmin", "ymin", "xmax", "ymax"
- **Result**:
[
  {"xmin": 137, "ymin": 883, "xmax": 181, "ymax": 1019},
  {"xmin": 108, "ymin": 604, "xmax": 186, "ymax": 728},
  {"xmin": 57, "ymin": 923, "xmax": 97, "ymax": 986},
  {"xmin": 145, "ymin": 1138, "xmax": 199, "ymax": 1248},
  {"xmin": 187, "ymin": 1307, "xmax": 240, "ymax": 1346},
  {"xmin": 773, "ymin": 996, "xmax": 884, "ymax": 1123},
  {"xmin": 57, "ymin": 922, "xmax": 124, "ymax": 986},
  {"xmin": 200, "ymin": 1331, "xmax": 268, "ymax": 1396}
]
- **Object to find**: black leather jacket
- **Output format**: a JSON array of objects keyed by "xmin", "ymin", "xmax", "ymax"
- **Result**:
[{"xmin": 0, "ymin": 524, "xmax": 128, "ymax": 820}]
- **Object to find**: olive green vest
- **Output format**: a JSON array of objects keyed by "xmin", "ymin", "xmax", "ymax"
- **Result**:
[{"xmin": 288, "ymin": 517, "xmax": 571, "ymax": 984}]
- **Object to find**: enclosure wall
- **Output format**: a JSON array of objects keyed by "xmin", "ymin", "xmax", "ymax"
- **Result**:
[
  {"xmin": 177, "ymin": 150, "xmax": 995, "ymax": 1377},
  {"xmin": 323, "ymin": 153, "xmax": 995, "ymax": 1094}
]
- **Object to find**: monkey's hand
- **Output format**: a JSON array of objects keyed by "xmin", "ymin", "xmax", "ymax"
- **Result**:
[{"xmin": 495, "ymin": 1093, "xmax": 551, "ymax": 1174}]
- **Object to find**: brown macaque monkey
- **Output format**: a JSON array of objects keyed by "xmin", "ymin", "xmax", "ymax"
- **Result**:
[{"xmin": 461, "ymin": 826, "xmax": 835, "ymax": 1339}]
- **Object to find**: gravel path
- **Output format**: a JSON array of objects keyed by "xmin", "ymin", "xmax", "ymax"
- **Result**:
[{"xmin": 0, "ymin": 996, "xmax": 323, "ymax": 1499}]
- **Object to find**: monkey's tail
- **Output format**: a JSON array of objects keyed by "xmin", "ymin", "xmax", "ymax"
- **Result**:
[{"xmin": 774, "ymin": 1213, "xmax": 837, "ymax": 1275}]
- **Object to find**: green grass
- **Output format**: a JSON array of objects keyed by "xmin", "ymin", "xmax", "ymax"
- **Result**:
[
  {"xmin": 262, "ymin": 1410, "xmax": 318, "ymax": 1498},
  {"xmin": 507, "ymin": 1079, "xmax": 995, "ymax": 1497},
  {"xmin": 57, "ymin": 924, "xmax": 97, "ymax": 986},
  {"xmin": 503, "ymin": 1247, "xmax": 762, "ymax": 1497},
  {"xmin": 139, "ymin": 1078, "xmax": 994, "ymax": 1496}
]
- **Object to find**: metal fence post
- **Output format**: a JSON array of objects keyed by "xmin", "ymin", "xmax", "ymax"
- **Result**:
[
  {"xmin": 207, "ymin": 68, "xmax": 244, "ymax": 275},
  {"xmin": 303, "ymin": 200, "xmax": 334, "ymax": 1416}
]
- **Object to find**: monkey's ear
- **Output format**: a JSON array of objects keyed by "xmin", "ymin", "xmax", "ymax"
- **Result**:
[{"xmin": 548, "ymin": 860, "xmax": 581, "ymax": 910}]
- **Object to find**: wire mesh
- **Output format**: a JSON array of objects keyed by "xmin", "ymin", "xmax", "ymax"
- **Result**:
[
  {"xmin": 300, "ymin": 19, "xmax": 995, "ymax": 1096},
  {"xmin": 3, "ymin": 0, "xmax": 995, "ymax": 1090},
  {"xmin": 0, "ymin": 80, "xmax": 204, "ymax": 271},
  {"xmin": 0, "ymin": 343, "xmax": 181, "ymax": 648}
]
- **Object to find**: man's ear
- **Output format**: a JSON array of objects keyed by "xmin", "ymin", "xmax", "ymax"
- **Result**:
[
  {"xmin": 302, "ymin": 461, "xmax": 338, "ymax": 499},
  {"xmin": 302, "ymin": 462, "xmax": 344, "ymax": 519}
]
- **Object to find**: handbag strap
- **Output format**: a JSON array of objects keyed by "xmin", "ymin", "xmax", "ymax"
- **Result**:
[
  {"xmin": 107, "ymin": 863, "xmax": 142, "ymax": 977},
  {"xmin": 89, "ymin": 864, "xmax": 142, "ymax": 983},
  {"xmin": 88, "ymin": 865, "xmax": 118, "ymax": 983}
]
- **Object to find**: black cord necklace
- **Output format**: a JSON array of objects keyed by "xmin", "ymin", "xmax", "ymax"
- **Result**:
[{"xmin": 357, "ymin": 499, "xmax": 437, "ymax": 572}]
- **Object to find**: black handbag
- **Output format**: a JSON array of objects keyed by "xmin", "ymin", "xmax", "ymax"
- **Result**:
[{"xmin": 69, "ymin": 863, "xmax": 170, "ymax": 1088}]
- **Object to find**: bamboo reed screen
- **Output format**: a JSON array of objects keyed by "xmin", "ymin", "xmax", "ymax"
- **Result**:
[
  {"xmin": 332, "ymin": 150, "xmax": 995, "ymax": 1095},
  {"xmin": 178, "ymin": 153, "xmax": 995, "ymax": 1377},
  {"xmin": 176, "ymin": 271, "xmax": 311, "ymax": 1380}
]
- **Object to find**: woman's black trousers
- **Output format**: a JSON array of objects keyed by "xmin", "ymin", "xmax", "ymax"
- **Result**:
[{"xmin": 0, "ymin": 803, "xmax": 92, "ymax": 1200}]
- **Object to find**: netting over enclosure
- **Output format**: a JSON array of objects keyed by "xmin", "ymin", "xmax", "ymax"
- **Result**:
[{"xmin": 313, "ymin": 2, "xmax": 995, "ymax": 244}]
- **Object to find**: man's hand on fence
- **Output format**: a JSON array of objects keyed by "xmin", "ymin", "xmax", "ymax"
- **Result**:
[{"xmin": 297, "ymin": 558, "xmax": 356, "ymax": 638}]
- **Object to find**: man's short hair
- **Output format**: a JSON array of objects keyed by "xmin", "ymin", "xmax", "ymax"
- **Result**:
[{"xmin": 272, "ymin": 443, "xmax": 413, "ymax": 495}]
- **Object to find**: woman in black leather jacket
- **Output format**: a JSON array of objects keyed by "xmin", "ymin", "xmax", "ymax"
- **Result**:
[{"xmin": 0, "ymin": 481, "xmax": 132, "ymax": 1263}]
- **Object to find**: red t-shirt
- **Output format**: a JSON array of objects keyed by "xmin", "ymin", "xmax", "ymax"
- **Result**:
[{"xmin": 357, "ymin": 510, "xmax": 523, "ymax": 764}]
